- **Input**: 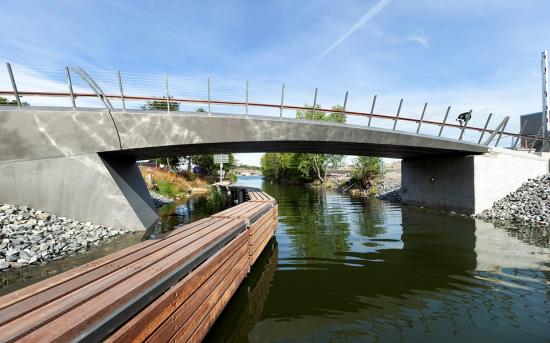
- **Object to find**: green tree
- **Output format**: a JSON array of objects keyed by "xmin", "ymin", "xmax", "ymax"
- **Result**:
[
  {"xmin": 351, "ymin": 156, "xmax": 383, "ymax": 188},
  {"xmin": 141, "ymin": 98, "xmax": 180, "ymax": 112},
  {"xmin": 193, "ymin": 154, "xmax": 236, "ymax": 178},
  {"xmin": 0, "ymin": 96, "xmax": 29, "ymax": 106},
  {"xmin": 261, "ymin": 104, "xmax": 347, "ymax": 185}
]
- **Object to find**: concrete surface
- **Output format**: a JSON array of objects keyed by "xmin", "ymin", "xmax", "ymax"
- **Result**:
[
  {"xmin": 0, "ymin": 153, "xmax": 158, "ymax": 231},
  {"xmin": 0, "ymin": 107, "xmax": 489, "ymax": 163},
  {"xmin": 402, "ymin": 148, "xmax": 550, "ymax": 214}
]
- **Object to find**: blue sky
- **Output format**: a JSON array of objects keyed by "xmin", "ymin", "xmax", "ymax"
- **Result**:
[{"xmin": 1, "ymin": 0, "xmax": 549, "ymax": 165}]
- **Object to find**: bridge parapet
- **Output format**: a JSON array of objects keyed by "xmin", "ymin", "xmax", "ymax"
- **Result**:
[{"xmin": 1, "ymin": 62, "xmax": 548, "ymax": 152}]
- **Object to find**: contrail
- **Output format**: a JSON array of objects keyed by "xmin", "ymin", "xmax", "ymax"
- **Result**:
[{"xmin": 319, "ymin": 0, "xmax": 392, "ymax": 59}]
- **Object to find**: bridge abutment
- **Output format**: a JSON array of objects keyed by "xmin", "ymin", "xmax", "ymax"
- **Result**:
[
  {"xmin": 0, "ymin": 153, "xmax": 158, "ymax": 231},
  {"xmin": 401, "ymin": 149, "xmax": 550, "ymax": 214}
]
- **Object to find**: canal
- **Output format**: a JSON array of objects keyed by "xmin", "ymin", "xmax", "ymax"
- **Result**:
[{"xmin": 205, "ymin": 176, "xmax": 550, "ymax": 342}]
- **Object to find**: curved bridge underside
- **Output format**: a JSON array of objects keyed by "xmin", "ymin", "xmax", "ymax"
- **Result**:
[{"xmin": 0, "ymin": 107, "xmax": 490, "ymax": 232}]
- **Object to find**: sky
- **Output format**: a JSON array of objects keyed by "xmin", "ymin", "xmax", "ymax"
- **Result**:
[{"xmin": 1, "ymin": 0, "xmax": 549, "ymax": 166}]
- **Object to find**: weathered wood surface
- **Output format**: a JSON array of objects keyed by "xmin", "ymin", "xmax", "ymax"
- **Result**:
[{"xmin": 0, "ymin": 187, "xmax": 278, "ymax": 343}]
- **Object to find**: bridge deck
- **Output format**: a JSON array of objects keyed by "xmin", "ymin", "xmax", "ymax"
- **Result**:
[{"xmin": 0, "ymin": 188, "xmax": 278, "ymax": 343}]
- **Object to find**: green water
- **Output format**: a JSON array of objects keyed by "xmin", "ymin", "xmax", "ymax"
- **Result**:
[{"xmin": 205, "ymin": 176, "xmax": 550, "ymax": 342}]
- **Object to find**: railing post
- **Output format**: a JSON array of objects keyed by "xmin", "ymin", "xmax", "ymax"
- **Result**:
[
  {"xmin": 392, "ymin": 99, "xmax": 403, "ymax": 130},
  {"xmin": 312, "ymin": 87, "xmax": 318, "ymax": 117},
  {"xmin": 208, "ymin": 77, "xmax": 211, "ymax": 115},
  {"xmin": 529, "ymin": 126, "xmax": 543, "ymax": 153},
  {"xmin": 117, "ymin": 70, "xmax": 125, "ymax": 111},
  {"xmin": 495, "ymin": 116, "xmax": 509, "ymax": 147},
  {"xmin": 458, "ymin": 109, "xmax": 472, "ymax": 140},
  {"xmin": 438, "ymin": 106, "xmax": 451, "ymax": 137},
  {"xmin": 245, "ymin": 80, "xmax": 249, "ymax": 116},
  {"xmin": 478, "ymin": 113, "xmax": 492, "ymax": 144},
  {"xmin": 512, "ymin": 119, "xmax": 528, "ymax": 150},
  {"xmin": 484, "ymin": 116, "xmax": 510, "ymax": 146},
  {"xmin": 6, "ymin": 63, "xmax": 21, "ymax": 107},
  {"xmin": 342, "ymin": 91, "xmax": 348, "ymax": 116},
  {"xmin": 368, "ymin": 95, "xmax": 377, "ymax": 127},
  {"xmin": 280, "ymin": 84, "xmax": 285, "ymax": 118},
  {"xmin": 165, "ymin": 73, "xmax": 170, "ymax": 113},
  {"xmin": 416, "ymin": 102, "xmax": 427, "ymax": 133},
  {"xmin": 66, "ymin": 67, "xmax": 76, "ymax": 109}
]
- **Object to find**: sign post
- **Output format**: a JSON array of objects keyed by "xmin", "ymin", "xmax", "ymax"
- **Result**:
[
  {"xmin": 214, "ymin": 154, "xmax": 229, "ymax": 183},
  {"xmin": 542, "ymin": 50, "xmax": 550, "ymax": 151}
]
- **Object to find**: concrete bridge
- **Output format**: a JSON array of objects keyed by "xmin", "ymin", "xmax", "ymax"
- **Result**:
[
  {"xmin": 0, "ymin": 64, "xmax": 549, "ymax": 231},
  {"xmin": 1, "ymin": 106, "xmax": 548, "ymax": 231}
]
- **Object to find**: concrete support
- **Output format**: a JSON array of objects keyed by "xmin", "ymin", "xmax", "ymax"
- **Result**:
[
  {"xmin": 0, "ymin": 153, "xmax": 158, "ymax": 231},
  {"xmin": 401, "ymin": 149, "xmax": 550, "ymax": 214}
]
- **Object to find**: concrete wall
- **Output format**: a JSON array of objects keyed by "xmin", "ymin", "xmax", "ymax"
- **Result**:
[
  {"xmin": 0, "ymin": 153, "xmax": 158, "ymax": 231},
  {"xmin": 402, "ymin": 149, "xmax": 550, "ymax": 214}
]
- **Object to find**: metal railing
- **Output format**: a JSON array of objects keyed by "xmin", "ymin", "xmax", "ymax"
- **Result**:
[{"xmin": 0, "ymin": 62, "xmax": 547, "ymax": 152}]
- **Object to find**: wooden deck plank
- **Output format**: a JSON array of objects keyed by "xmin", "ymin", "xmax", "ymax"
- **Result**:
[
  {"xmin": 0, "ymin": 217, "xmax": 216, "ymax": 311},
  {"xmin": 0, "ymin": 218, "xmax": 235, "ymax": 325},
  {"xmin": 5, "ymin": 220, "xmax": 244, "ymax": 342},
  {"xmin": 145, "ymin": 246, "xmax": 248, "ymax": 342},
  {"xmin": 0, "ymin": 186, "xmax": 278, "ymax": 343},
  {"xmin": 251, "ymin": 223, "xmax": 276, "ymax": 265},
  {"xmin": 250, "ymin": 219, "xmax": 275, "ymax": 257},
  {"xmin": 172, "ymin": 259, "xmax": 249, "ymax": 342},
  {"xmin": 106, "ymin": 231, "xmax": 248, "ymax": 343},
  {"xmin": 248, "ymin": 209, "xmax": 274, "ymax": 238}
]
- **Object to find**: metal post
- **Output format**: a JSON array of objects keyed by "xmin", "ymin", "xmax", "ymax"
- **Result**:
[
  {"xmin": 280, "ymin": 84, "xmax": 285, "ymax": 118},
  {"xmin": 165, "ymin": 73, "xmax": 170, "ymax": 113},
  {"xmin": 478, "ymin": 113, "xmax": 492, "ymax": 144},
  {"xmin": 6, "ymin": 63, "xmax": 21, "ymax": 107},
  {"xmin": 416, "ymin": 102, "xmax": 427, "ymax": 133},
  {"xmin": 368, "ymin": 95, "xmax": 377, "ymax": 127},
  {"xmin": 117, "ymin": 70, "xmax": 125, "ymax": 111},
  {"xmin": 542, "ymin": 51, "xmax": 550, "ymax": 151},
  {"xmin": 458, "ymin": 109, "xmax": 472, "ymax": 140},
  {"xmin": 392, "ymin": 99, "xmax": 403, "ymax": 130},
  {"xmin": 342, "ymin": 91, "xmax": 348, "ymax": 116},
  {"xmin": 312, "ymin": 88, "xmax": 318, "ymax": 117},
  {"xmin": 66, "ymin": 67, "xmax": 76, "ymax": 108},
  {"xmin": 512, "ymin": 120, "xmax": 528, "ymax": 150},
  {"xmin": 495, "ymin": 116, "xmax": 509, "ymax": 147},
  {"xmin": 529, "ymin": 126, "xmax": 543, "ymax": 153},
  {"xmin": 438, "ymin": 106, "xmax": 451, "ymax": 137},
  {"xmin": 208, "ymin": 77, "xmax": 211, "ymax": 115},
  {"xmin": 484, "ymin": 116, "xmax": 509, "ymax": 146},
  {"xmin": 245, "ymin": 80, "xmax": 249, "ymax": 116}
]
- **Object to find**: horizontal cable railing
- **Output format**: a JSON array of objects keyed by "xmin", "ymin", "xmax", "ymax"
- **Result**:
[{"xmin": 0, "ymin": 62, "xmax": 546, "ymax": 152}]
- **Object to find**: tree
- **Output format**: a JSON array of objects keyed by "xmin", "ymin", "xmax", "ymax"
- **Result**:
[
  {"xmin": 141, "ymin": 98, "xmax": 180, "ymax": 112},
  {"xmin": 260, "ymin": 104, "xmax": 347, "ymax": 185},
  {"xmin": 193, "ymin": 154, "xmax": 236, "ymax": 177},
  {"xmin": 295, "ymin": 105, "xmax": 347, "ymax": 184},
  {"xmin": 351, "ymin": 156, "xmax": 383, "ymax": 188},
  {"xmin": 0, "ymin": 96, "xmax": 29, "ymax": 106}
]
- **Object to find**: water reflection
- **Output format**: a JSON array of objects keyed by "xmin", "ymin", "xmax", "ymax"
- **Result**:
[{"xmin": 206, "ymin": 177, "xmax": 550, "ymax": 343}]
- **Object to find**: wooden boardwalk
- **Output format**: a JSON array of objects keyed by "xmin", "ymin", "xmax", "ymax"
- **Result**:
[{"xmin": 0, "ymin": 187, "xmax": 278, "ymax": 343}]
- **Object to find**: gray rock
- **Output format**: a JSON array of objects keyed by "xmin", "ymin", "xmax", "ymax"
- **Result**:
[{"xmin": 0, "ymin": 259, "xmax": 9, "ymax": 270}]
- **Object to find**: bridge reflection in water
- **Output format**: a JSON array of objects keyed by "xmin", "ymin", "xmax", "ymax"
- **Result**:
[{"xmin": 205, "ymin": 181, "xmax": 550, "ymax": 343}]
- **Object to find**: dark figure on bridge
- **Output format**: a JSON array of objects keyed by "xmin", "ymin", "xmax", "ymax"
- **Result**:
[{"xmin": 456, "ymin": 111, "xmax": 471, "ymax": 127}]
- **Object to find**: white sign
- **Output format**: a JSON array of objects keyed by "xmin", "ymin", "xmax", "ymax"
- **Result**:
[{"xmin": 214, "ymin": 154, "xmax": 229, "ymax": 164}]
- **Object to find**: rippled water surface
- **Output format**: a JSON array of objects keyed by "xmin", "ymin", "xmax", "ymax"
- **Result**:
[{"xmin": 205, "ymin": 176, "xmax": 550, "ymax": 342}]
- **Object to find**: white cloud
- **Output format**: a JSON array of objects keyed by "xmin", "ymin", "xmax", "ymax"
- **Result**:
[
  {"xmin": 408, "ymin": 30, "xmax": 429, "ymax": 48},
  {"xmin": 319, "ymin": 0, "xmax": 393, "ymax": 59}
]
